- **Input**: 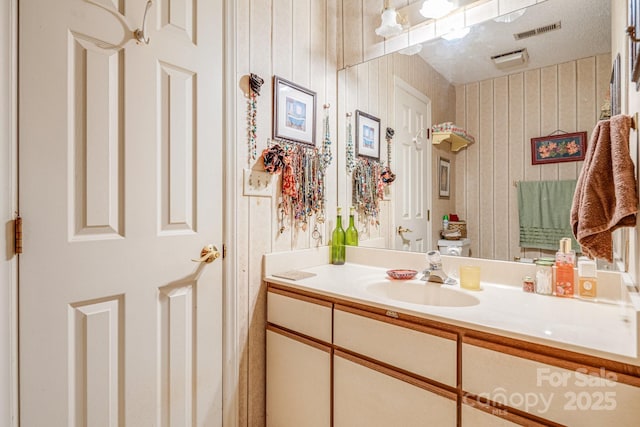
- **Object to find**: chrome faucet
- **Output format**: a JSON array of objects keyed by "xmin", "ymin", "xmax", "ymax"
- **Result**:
[{"xmin": 420, "ymin": 250, "xmax": 449, "ymax": 284}]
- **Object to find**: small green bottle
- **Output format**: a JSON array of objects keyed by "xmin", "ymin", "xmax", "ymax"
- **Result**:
[
  {"xmin": 331, "ymin": 207, "xmax": 346, "ymax": 265},
  {"xmin": 345, "ymin": 206, "xmax": 359, "ymax": 246}
]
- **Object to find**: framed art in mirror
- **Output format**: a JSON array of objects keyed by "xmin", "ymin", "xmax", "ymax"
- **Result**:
[
  {"xmin": 273, "ymin": 76, "xmax": 317, "ymax": 146},
  {"xmin": 530, "ymin": 132, "xmax": 587, "ymax": 165},
  {"xmin": 355, "ymin": 110, "xmax": 381, "ymax": 161},
  {"xmin": 630, "ymin": 0, "xmax": 640, "ymax": 90},
  {"xmin": 438, "ymin": 157, "xmax": 450, "ymax": 199}
]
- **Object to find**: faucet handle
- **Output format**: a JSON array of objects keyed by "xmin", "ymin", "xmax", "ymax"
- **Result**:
[{"xmin": 426, "ymin": 250, "xmax": 442, "ymax": 266}]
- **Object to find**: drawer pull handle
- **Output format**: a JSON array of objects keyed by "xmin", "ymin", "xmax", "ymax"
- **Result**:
[{"xmin": 385, "ymin": 310, "xmax": 399, "ymax": 319}]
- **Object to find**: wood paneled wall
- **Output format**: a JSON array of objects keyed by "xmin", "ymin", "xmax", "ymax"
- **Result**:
[
  {"xmin": 337, "ymin": 53, "xmax": 456, "ymax": 248},
  {"xmin": 234, "ymin": 0, "xmax": 338, "ymax": 425},
  {"xmin": 454, "ymin": 54, "xmax": 611, "ymax": 261}
]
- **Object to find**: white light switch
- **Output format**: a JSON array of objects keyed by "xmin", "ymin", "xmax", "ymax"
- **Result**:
[{"xmin": 243, "ymin": 168, "xmax": 274, "ymax": 197}]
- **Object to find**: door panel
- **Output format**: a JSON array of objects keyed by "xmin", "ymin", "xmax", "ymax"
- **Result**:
[
  {"xmin": 394, "ymin": 84, "xmax": 431, "ymax": 252},
  {"xmin": 19, "ymin": 0, "xmax": 223, "ymax": 425}
]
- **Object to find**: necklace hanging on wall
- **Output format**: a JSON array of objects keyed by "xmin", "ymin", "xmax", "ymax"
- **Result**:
[
  {"xmin": 247, "ymin": 73, "xmax": 264, "ymax": 161},
  {"xmin": 345, "ymin": 112, "xmax": 355, "ymax": 174},
  {"xmin": 381, "ymin": 127, "xmax": 396, "ymax": 184}
]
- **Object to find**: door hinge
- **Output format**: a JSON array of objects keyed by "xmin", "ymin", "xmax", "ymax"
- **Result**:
[
  {"xmin": 222, "ymin": 244, "xmax": 227, "ymax": 259},
  {"xmin": 427, "ymin": 210, "xmax": 430, "ymax": 221},
  {"xmin": 14, "ymin": 215, "xmax": 22, "ymax": 255}
]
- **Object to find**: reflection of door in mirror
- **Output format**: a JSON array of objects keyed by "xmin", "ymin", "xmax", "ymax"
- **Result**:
[{"xmin": 394, "ymin": 81, "xmax": 431, "ymax": 252}]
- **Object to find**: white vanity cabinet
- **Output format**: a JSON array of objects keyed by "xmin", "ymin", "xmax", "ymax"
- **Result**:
[
  {"xmin": 266, "ymin": 288, "xmax": 333, "ymax": 427},
  {"xmin": 462, "ymin": 337, "xmax": 640, "ymax": 427},
  {"xmin": 334, "ymin": 351, "xmax": 457, "ymax": 427}
]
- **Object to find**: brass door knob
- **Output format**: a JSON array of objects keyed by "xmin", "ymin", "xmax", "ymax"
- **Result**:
[{"xmin": 192, "ymin": 244, "xmax": 221, "ymax": 263}]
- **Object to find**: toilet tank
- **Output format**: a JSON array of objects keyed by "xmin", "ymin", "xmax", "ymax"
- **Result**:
[{"xmin": 437, "ymin": 238, "xmax": 471, "ymax": 257}]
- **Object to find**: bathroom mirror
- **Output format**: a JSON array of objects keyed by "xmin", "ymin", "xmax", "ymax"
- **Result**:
[{"xmin": 337, "ymin": 0, "xmax": 627, "ymax": 271}]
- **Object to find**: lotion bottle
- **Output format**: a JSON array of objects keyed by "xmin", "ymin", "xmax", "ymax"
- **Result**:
[
  {"xmin": 554, "ymin": 238, "xmax": 575, "ymax": 297},
  {"xmin": 578, "ymin": 257, "xmax": 597, "ymax": 299}
]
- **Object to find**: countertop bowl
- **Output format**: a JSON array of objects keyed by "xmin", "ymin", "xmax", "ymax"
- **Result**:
[{"xmin": 386, "ymin": 269, "xmax": 418, "ymax": 280}]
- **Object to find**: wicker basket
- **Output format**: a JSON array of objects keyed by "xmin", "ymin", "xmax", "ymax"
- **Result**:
[{"xmin": 448, "ymin": 221, "xmax": 467, "ymax": 238}]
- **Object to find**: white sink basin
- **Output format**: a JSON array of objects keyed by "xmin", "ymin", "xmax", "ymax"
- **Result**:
[{"xmin": 366, "ymin": 281, "xmax": 480, "ymax": 307}]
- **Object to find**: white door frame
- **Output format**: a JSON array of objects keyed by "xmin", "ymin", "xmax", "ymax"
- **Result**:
[
  {"xmin": 0, "ymin": 0, "xmax": 18, "ymax": 426},
  {"xmin": 222, "ymin": 0, "xmax": 239, "ymax": 425},
  {"xmin": 1, "ymin": 1, "xmax": 240, "ymax": 425}
]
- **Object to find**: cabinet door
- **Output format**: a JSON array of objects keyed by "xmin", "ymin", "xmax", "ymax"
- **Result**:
[
  {"xmin": 266, "ymin": 328, "xmax": 331, "ymax": 427},
  {"xmin": 463, "ymin": 340, "xmax": 640, "ymax": 426},
  {"xmin": 334, "ymin": 351, "xmax": 457, "ymax": 427}
]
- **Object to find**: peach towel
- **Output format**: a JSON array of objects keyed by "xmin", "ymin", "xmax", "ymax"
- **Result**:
[{"xmin": 571, "ymin": 115, "xmax": 638, "ymax": 262}]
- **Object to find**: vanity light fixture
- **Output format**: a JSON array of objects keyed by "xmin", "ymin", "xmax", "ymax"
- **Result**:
[
  {"xmin": 375, "ymin": 0, "xmax": 404, "ymax": 38},
  {"xmin": 419, "ymin": 0, "xmax": 455, "ymax": 20}
]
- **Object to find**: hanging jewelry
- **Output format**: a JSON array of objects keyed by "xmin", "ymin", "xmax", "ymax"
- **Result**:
[
  {"xmin": 247, "ymin": 73, "xmax": 264, "ymax": 161},
  {"xmin": 320, "ymin": 104, "xmax": 333, "ymax": 170},
  {"xmin": 345, "ymin": 112, "xmax": 356, "ymax": 174},
  {"xmin": 381, "ymin": 127, "xmax": 397, "ymax": 184}
]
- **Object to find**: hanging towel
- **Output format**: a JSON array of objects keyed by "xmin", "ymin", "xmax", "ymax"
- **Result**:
[
  {"xmin": 571, "ymin": 114, "xmax": 639, "ymax": 262},
  {"xmin": 518, "ymin": 180, "xmax": 578, "ymax": 251}
]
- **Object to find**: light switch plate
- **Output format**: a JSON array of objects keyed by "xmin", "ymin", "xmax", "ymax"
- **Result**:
[{"xmin": 243, "ymin": 168, "xmax": 274, "ymax": 197}]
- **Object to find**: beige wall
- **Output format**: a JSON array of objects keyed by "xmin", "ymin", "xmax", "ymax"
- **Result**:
[
  {"xmin": 234, "ymin": 0, "xmax": 338, "ymax": 425},
  {"xmin": 454, "ymin": 54, "xmax": 611, "ymax": 260},
  {"xmin": 337, "ymin": 53, "xmax": 456, "ymax": 248}
]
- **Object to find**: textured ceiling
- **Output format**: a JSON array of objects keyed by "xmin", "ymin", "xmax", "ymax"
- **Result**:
[{"xmin": 415, "ymin": 0, "xmax": 611, "ymax": 85}]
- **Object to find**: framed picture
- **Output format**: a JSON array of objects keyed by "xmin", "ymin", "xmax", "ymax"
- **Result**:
[
  {"xmin": 273, "ymin": 76, "xmax": 317, "ymax": 146},
  {"xmin": 530, "ymin": 132, "xmax": 587, "ymax": 165},
  {"xmin": 630, "ymin": 0, "xmax": 640, "ymax": 91},
  {"xmin": 355, "ymin": 110, "xmax": 381, "ymax": 160},
  {"xmin": 438, "ymin": 157, "xmax": 450, "ymax": 199}
]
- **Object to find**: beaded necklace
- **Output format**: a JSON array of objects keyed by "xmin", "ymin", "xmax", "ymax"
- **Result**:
[
  {"xmin": 352, "ymin": 158, "xmax": 385, "ymax": 225},
  {"xmin": 345, "ymin": 112, "xmax": 356, "ymax": 174},
  {"xmin": 247, "ymin": 73, "xmax": 264, "ymax": 161}
]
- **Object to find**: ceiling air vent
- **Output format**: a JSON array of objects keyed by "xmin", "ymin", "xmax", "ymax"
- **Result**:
[
  {"xmin": 513, "ymin": 21, "xmax": 561, "ymax": 40},
  {"xmin": 491, "ymin": 48, "xmax": 529, "ymax": 69}
]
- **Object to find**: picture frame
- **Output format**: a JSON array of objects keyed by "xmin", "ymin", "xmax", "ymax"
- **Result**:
[
  {"xmin": 273, "ymin": 76, "xmax": 317, "ymax": 146},
  {"xmin": 355, "ymin": 110, "xmax": 381, "ymax": 161},
  {"xmin": 630, "ymin": 0, "xmax": 640, "ymax": 91},
  {"xmin": 530, "ymin": 132, "xmax": 587, "ymax": 165},
  {"xmin": 438, "ymin": 157, "xmax": 450, "ymax": 199}
]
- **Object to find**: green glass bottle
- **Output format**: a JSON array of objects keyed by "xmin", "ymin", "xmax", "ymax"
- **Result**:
[
  {"xmin": 345, "ymin": 206, "xmax": 359, "ymax": 246},
  {"xmin": 331, "ymin": 207, "xmax": 345, "ymax": 265}
]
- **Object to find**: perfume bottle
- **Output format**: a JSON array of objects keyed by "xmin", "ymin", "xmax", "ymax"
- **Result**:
[
  {"xmin": 345, "ymin": 206, "xmax": 359, "ymax": 246},
  {"xmin": 554, "ymin": 238, "xmax": 575, "ymax": 297},
  {"xmin": 331, "ymin": 207, "xmax": 345, "ymax": 265}
]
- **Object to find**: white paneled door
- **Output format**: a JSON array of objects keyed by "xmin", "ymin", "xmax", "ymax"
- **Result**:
[
  {"xmin": 394, "ymin": 82, "xmax": 432, "ymax": 252},
  {"xmin": 19, "ymin": 0, "xmax": 223, "ymax": 425}
]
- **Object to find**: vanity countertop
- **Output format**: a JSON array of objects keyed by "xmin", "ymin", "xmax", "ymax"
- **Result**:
[{"xmin": 264, "ymin": 248, "xmax": 640, "ymax": 366}]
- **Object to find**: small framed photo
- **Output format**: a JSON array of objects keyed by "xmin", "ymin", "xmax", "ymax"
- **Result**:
[
  {"xmin": 355, "ymin": 110, "xmax": 381, "ymax": 161},
  {"xmin": 438, "ymin": 157, "xmax": 450, "ymax": 199},
  {"xmin": 273, "ymin": 76, "xmax": 316, "ymax": 146},
  {"xmin": 530, "ymin": 132, "xmax": 587, "ymax": 165}
]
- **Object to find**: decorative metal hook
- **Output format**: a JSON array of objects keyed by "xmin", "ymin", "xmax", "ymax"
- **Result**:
[{"xmin": 134, "ymin": 0, "xmax": 153, "ymax": 45}]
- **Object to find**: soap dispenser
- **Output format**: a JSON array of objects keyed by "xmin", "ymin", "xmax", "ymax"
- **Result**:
[{"xmin": 554, "ymin": 238, "xmax": 575, "ymax": 297}]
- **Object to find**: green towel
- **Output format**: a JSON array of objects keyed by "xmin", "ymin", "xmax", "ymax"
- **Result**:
[{"xmin": 518, "ymin": 180, "xmax": 579, "ymax": 251}]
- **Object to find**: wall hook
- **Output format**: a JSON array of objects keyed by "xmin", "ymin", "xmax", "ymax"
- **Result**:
[{"xmin": 134, "ymin": 0, "xmax": 153, "ymax": 45}]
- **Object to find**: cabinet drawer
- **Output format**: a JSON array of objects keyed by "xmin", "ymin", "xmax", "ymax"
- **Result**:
[
  {"xmin": 334, "ymin": 351, "xmax": 457, "ymax": 427},
  {"xmin": 267, "ymin": 288, "xmax": 332, "ymax": 343},
  {"xmin": 462, "ymin": 340, "xmax": 640, "ymax": 426},
  {"xmin": 334, "ymin": 306, "xmax": 457, "ymax": 387}
]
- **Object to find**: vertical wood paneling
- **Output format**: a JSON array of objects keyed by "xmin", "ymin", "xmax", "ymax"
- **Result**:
[
  {"xmin": 342, "ymin": 0, "xmax": 363, "ymax": 66},
  {"xmin": 523, "ymin": 69, "xmax": 541, "ymax": 259},
  {"xmin": 540, "ymin": 65, "xmax": 559, "ymax": 181},
  {"xmin": 465, "ymin": 83, "xmax": 480, "ymax": 257},
  {"xmin": 457, "ymin": 55, "xmax": 607, "ymax": 261},
  {"xmin": 493, "ymin": 76, "xmax": 509, "ymax": 260},
  {"xmin": 508, "ymin": 73, "xmax": 524, "ymax": 260},
  {"xmin": 558, "ymin": 61, "xmax": 577, "ymax": 180},
  {"xmin": 238, "ymin": 0, "xmax": 338, "ymax": 424},
  {"xmin": 479, "ymin": 80, "xmax": 494, "ymax": 259}
]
